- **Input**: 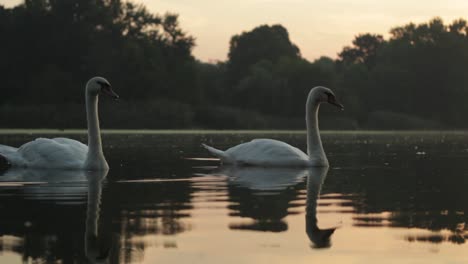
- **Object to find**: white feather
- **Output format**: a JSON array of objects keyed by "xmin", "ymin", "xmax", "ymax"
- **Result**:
[
  {"xmin": 204, "ymin": 139, "xmax": 311, "ymax": 166},
  {"xmin": 0, "ymin": 138, "xmax": 88, "ymax": 169}
]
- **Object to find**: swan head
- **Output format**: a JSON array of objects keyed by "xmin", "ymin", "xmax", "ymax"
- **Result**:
[
  {"xmin": 310, "ymin": 86, "xmax": 344, "ymax": 110},
  {"xmin": 86, "ymin": 77, "xmax": 119, "ymax": 100}
]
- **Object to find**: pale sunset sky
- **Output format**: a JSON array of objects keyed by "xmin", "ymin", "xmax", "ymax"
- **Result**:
[{"xmin": 1, "ymin": 0, "xmax": 468, "ymax": 62}]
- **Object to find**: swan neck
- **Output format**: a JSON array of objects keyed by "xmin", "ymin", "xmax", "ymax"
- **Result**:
[
  {"xmin": 86, "ymin": 94, "xmax": 103, "ymax": 157},
  {"xmin": 306, "ymin": 100, "xmax": 326, "ymax": 162}
]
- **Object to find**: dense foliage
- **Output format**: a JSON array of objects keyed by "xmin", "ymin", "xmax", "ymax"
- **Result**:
[
  {"xmin": 337, "ymin": 18, "xmax": 468, "ymax": 129},
  {"xmin": 0, "ymin": 0, "xmax": 196, "ymax": 104},
  {"xmin": 1, "ymin": 1, "xmax": 468, "ymax": 129}
]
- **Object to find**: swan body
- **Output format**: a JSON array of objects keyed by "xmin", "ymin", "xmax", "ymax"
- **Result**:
[
  {"xmin": 203, "ymin": 139, "xmax": 314, "ymax": 167},
  {"xmin": 0, "ymin": 138, "xmax": 88, "ymax": 169},
  {"xmin": 203, "ymin": 86, "xmax": 343, "ymax": 167},
  {"xmin": 0, "ymin": 77, "xmax": 118, "ymax": 170}
]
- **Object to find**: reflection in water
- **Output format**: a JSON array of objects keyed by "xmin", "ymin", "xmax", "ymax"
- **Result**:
[
  {"xmin": 85, "ymin": 170, "xmax": 112, "ymax": 263},
  {"xmin": 2, "ymin": 132, "xmax": 468, "ymax": 263},
  {"xmin": 216, "ymin": 166, "xmax": 308, "ymax": 232},
  {"xmin": 106, "ymin": 178, "xmax": 194, "ymax": 263},
  {"xmin": 305, "ymin": 167, "xmax": 336, "ymax": 248},
  {"xmin": 405, "ymin": 223, "xmax": 468, "ymax": 245},
  {"xmin": 0, "ymin": 168, "xmax": 108, "ymax": 263},
  {"xmin": 220, "ymin": 166, "xmax": 308, "ymax": 192},
  {"xmin": 0, "ymin": 167, "xmax": 195, "ymax": 263},
  {"xmin": 215, "ymin": 166, "xmax": 336, "ymax": 247},
  {"xmin": 0, "ymin": 167, "xmax": 89, "ymax": 197},
  {"xmin": 406, "ymin": 231, "xmax": 468, "ymax": 244}
]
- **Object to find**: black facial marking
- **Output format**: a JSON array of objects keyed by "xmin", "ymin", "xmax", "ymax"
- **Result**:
[
  {"xmin": 324, "ymin": 91, "xmax": 335, "ymax": 101},
  {"xmin": 97, "ymin": 80, "xmax": 110, "ymax": 88}
]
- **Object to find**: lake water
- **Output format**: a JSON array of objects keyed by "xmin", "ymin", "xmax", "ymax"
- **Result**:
[{"xmin": 1, "ymin": 131, "xmax": 468, "ymax": 264}]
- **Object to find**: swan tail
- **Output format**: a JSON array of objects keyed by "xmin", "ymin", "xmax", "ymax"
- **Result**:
[{"xmin": 201, "ymin": 143, "xmax": 231, "ymax": 162}]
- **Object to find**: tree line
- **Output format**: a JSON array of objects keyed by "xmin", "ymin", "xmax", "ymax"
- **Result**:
[{"xmin": 1, "ymin": 0, "xmax": 468, "ymax": 129}]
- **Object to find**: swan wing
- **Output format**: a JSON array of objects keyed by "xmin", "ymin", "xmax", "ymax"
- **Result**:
[
  {"xmin": 225, "ymin": 139, "xmax": 310, "ymax": 166},
  {"xmin": 16, "ymin": 138, "xmax": 88, "ymax": 169},
  {"xmin": 52, "ymin": 137, "xmax": 88, "ymax": 152}
]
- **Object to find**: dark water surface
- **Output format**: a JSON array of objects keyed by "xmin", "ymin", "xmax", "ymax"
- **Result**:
[{"xmin": 1, "ymin": 131, "xmax": 468, "ymax": 263}]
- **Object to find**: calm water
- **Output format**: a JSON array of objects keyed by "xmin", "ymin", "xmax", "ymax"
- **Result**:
[{"xmin": 1, "ymin": 131, "xmax": 468, "ymax": 264}]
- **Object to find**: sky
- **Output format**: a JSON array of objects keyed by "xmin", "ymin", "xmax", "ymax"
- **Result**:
[{"xmin": 2, "ymin": 0, "xmax": 468, "ymax": 62}]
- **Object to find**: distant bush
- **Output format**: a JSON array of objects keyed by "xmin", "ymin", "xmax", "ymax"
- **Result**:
[
  {"xmin": 0, "ymin": 101, "xmax": 360, "ymax": 130},
  {"xmin": 193, "ymin": 105, "xmax": 358, "ymax": 130},
  {"xmin": 194, "ymin": 105, "xmax": 269, "ymax": 129},
  {"xmin": 319, "ymin": 116, "xmax": 359, "ymax": 130},
  {"xmin": 0, "ymin": 99, "xmax": 195, "ymax": 129},
  {"xmin": 366, "ymin": 111, "xmax": 444, "ymax": 130},
  {"xmin": 106, "ymin": 99, "xmax": 195, "ymax": 128}
]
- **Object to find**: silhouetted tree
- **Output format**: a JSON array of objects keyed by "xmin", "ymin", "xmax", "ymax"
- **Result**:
[
  {"xmin": 227, "ymin": 24, "xmax": 300, "ymax": 83},
  {"xmin": 221, "ymin": 25, "xmax": 337, "ymax": 119},
  {"xmin": 337, "ymin": 17, "xmax": 468, "ymax": 128},
  {"xmin": 338, "ymin": 33, "xmax": 384, "ymax": 68},
  {"xmin": 0, "ymin": 0, "xmax": 195, "ymax": 104},
  {"xmin": 2, "ymin": 3, "xmax": 468, "ymax": 130}
]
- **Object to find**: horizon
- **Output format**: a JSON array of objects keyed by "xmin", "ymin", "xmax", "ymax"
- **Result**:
[{"xmin": 1, "ymin": 0, "xmax": 467, "ymax": 62}]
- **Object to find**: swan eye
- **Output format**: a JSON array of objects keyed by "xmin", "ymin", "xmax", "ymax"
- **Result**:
[{"xmin": 324, "ymin": 91, "xmax": 333, "ymax": 99}]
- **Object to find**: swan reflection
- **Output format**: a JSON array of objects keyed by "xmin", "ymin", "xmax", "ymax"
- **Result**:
[
  {"xmin": 215, "ymin": 166, "xmax": 308, "ymax": 232},
  {"xmin": 0, "ymin": 168, "xmax": 113, "ymax": 262},
  {"xmin": 219, "ymin": 166, "xmax": 310, "ymax": 192},
  {"xmin": 216, "ymin": 166, "xmax": 336, "ymax": 246},
  {"xmin": 305, "ymin": 167, "xmax": 336, "ymax": 248},
  {"xmin": 0, "ymin": 168, "xmax": 92, "ymax": 201},
  {"xmin": 85, "ymin": 170, "xmax": 113, "ymax": 263}
]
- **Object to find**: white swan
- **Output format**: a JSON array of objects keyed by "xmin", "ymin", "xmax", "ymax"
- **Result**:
[
  {"xmin": 0, "ymin": 77, "xmax": 118, "ymax": 170},
  {"xmin": 202, "ymin": 86, "xmax": 343, "ymax": 167}
]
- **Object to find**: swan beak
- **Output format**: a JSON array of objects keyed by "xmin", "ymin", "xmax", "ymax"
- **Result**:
[
  {"xmin": 328, "ymin": 97, "xmax": 344, "ymax": 110},
  {"xmin": 103, "ymin": 87, "xmax": 120, "ymax": 100}
]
